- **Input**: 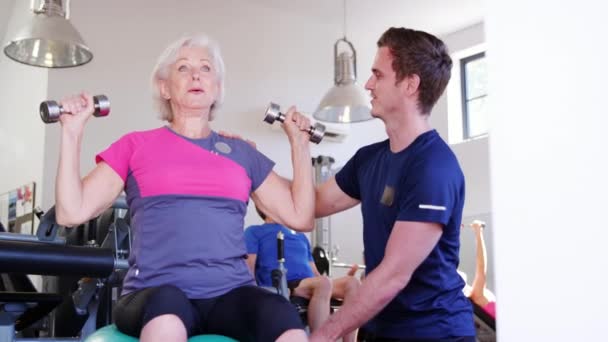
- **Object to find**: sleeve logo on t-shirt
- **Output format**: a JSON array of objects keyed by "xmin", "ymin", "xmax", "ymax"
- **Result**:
[
  {"xmin": 418, "ymin": 204, "xmax": 446, "ymax": 211},
  {"xmin": 380, "ymin": 185, "xmax": 395, "ymax": 206}
]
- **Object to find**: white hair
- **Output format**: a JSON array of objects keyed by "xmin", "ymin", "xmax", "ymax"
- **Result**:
[{"xmin": 150, "ymin": 33, "xmax": 226, "ymax": 122}]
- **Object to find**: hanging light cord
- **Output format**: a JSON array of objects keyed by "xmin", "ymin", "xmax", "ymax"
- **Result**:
[{"xmin": 342, "ymin": 0, "xmax": 348, "ymax": 39}]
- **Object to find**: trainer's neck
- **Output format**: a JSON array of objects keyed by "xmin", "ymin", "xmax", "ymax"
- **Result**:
[{"xmin": 386, "ymin": 115, "xmax": 432, "ymax": 153}]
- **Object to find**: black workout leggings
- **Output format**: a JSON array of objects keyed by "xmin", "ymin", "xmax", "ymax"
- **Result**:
[{"xmin": 113, "ymin": 284, "xmax": 304, "ymax": 341}]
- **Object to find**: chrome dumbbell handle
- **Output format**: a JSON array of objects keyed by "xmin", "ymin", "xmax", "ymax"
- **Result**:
[
  {"xmin": 263, "ymin": 102, "xmax": 325, "ymax": 144},
  {"xmin": 40, "ymin": 95, "xmax": 111, "ymax": 124}
]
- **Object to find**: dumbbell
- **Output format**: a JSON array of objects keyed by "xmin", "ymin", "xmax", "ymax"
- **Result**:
[
  {"xmin": 263, "ymin": 102, "xmax": 325, "ymax": 144},
  {"xmin": 40, "ymin": 95, "xmax": 110, "ymax": 124},
  {"xmin": 471, "ymin": 220, "xmax": 486, "ymax": 228}
]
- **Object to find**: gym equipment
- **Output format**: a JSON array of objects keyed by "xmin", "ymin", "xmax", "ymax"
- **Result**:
[
  {"xmin": 0, "ymin": 240, "xmax": 125, "ymax": 277},
  {"xmin": 47, "ymin": 197, "xmax": 131, "ymax": 338},
  {"xmin": 40, "ymin": 95, "xmax": 110, "ymax": 124},
  {"xmin": 471, "ymin": 219, "xmax": 487, "ymax": 229},
  {"xmin": 331, "ymin": 262, "xmax": 366, "ymax": 270},
  {"xmin": 271, "ymin": 231, "xmax": 290, "ymax": 299},
  {"xmin": 312, "ymin": 246, "xmax": 330, "ymax": 276},
  {"xmin": 311, "ymin": 155, "xmax": 335, "ymax": 275},
  {"xmin": 269, "ymin": 232, "xmax": 345, "ymax": 329},
  {"xmin": 0, "ymin": 238, "xmax": 128, "ymax": 341},
  {"xmin": 470, "ymin": 299, "xmax": 496, "ymax": 342},
  {"xmin": 85, "ymin": 324, "xmax": 237, "ymax": 342},
  {"xmin": 0, "ymin": 195, "xmax": 239, "ymax": 342},
  {"xmin": 263, "ymin": 102, "xmax": 326, "ymax": 144},
  {"xmin": 0, "ymin": 196, "xmax": 129, "ymax": 341},
  {"xmin": 311, "ymin": 155, "xmax": 366, "ymax": 276}
]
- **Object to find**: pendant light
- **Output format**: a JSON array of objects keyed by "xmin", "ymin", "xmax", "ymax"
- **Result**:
[
  {"xmin": 313, "ymin": 0, "xmax": 372, "ymax": 123},
  {"xmin": 3, "ymin": 0, "xmax": 93, "ymax": 68}
]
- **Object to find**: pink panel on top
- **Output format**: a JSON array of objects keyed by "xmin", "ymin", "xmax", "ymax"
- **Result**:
[
  {"xmin": 96, "ymin": 128, "xmax": 252, "ymax": 203},
  {"xmin": 95, "ymin": 131, "xmax": 140, "ymax": 181}
]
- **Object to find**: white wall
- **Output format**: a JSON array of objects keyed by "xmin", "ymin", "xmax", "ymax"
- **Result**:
[
  {"xmin": 438, "ymin": 23, "xmax": 490, "ymax": 216},
  {"xmin": 1, "ymin": 0, "xmax": 48, "ymax": 291},
  {"xmin": 0, "ymin": 0, "xmax": 15, "ymax": 42},
  {"xmin": 0, "ymin": 0, "xmax": 47, "ymax": 215},
  {"xmin": 487, "ymin": 0, "xmax": 608, "ymax": 340},
  {"xmin": 434, "ymin": 23, "xmax": 494, "ymax": 290}
]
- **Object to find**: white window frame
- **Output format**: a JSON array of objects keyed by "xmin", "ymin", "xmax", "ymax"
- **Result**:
[
  {"xmin": 447, "ymin": 43, "xmax": 487, "ymax": 145},
  {"xmin": 460, "ymin": 51, "xmax": 487, "ymax": 140}
]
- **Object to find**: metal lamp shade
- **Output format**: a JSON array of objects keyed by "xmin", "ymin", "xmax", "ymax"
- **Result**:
[
  {"xmin": 4, "ymin": 14, "xmax": 92, "ymax": 68},
  {"xmin": 314, "ymin": 83, "xmax": 372, "ymax": 123},
  {"xmin": 313, "ymin": 38, "xmax": 372, "ymax": 123}
]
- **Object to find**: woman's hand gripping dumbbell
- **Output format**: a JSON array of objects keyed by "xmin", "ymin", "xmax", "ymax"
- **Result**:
[
  {"xmin": 40, "ymin": 93, "xmax": 110, "ymax": 124},
  {"xmin": 263, "ymin": 102, "xmax": 326, "ymax": 144}
]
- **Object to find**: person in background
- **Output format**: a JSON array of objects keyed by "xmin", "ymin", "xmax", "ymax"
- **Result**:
[
  {"xmin": 245, "ymin": 206, "xmax": 361, "ymax": 342},
  {"xmin": 462, "ymin": 220, "xmax": 496, "ymax": 319}
]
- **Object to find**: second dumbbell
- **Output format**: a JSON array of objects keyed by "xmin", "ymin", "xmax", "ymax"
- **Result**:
[
  {"xmin": 40, "ymin": 95, "xmax": 110, "ymax": 124},
  {"xmin": 263, "ymin": 102, "xmax": 325, "ymax": 144}
]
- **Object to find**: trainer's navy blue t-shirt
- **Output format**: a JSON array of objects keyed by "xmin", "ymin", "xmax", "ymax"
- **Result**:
[{"xmin": 336, "ymin": 130, "xmax": 475, "ymax": 339}]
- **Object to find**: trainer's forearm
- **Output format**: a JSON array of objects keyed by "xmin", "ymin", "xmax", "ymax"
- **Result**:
[{"xmin": 313, "ymin": 263, "xmax": 407, "ymax": 340}]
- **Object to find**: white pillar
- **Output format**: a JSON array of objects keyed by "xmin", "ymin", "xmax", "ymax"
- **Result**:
[
  {"xmin": 486, "ymin": 0, "xmax": 608, "ymax": 340},
  {"xmin": 0, "ymin": 0, "xmax": 48, "ymax": 199},
  {"xmin": 0, "ymin": 0, "xmax": 48, "ymax": 291}
]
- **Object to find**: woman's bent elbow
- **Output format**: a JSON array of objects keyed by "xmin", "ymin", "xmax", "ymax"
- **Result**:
[
  {"xmin": 55, "ymin": 209, "xmax": 84, "ymax": 227},
  {"xmin": 291, "ymin": 218, "xmax": 315, "ymax": 232}
]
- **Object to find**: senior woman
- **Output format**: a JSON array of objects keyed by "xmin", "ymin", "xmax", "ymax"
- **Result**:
[{"xmin": 54, "ymin": 33, "xmax": 313, "ymax": 342}]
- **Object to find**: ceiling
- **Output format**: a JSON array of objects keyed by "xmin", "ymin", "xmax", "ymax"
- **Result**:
[
  {"xmin": 1, "ymin": 0, "xmax": 484, "ymax": 40},
  {"xmin": 0, "ymin": 0, "xmax": 484, "ymax": 50},
  {"xmin": 248, "ymin": 0, "xmax": 485, "ymax": 37}
]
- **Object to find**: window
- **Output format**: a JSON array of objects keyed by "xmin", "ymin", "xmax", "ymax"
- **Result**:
[
  {"xmin": 460, "ymin": 52, "xmax": 488, "ymax": 139},
  {"xmin": 446, "ymin": 44, "xmax": 487, "ymax": 145}
]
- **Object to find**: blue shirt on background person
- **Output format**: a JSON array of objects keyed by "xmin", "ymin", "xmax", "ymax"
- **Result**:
[{"xmin": 245, "ymin": 222, "xmax": 314, "ymax": 287}]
